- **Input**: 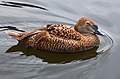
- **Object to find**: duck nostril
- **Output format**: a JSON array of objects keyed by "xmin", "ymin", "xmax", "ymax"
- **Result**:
[{"xmin": 93, "ymin": 25, "xmax": 98, "ymax": 30}]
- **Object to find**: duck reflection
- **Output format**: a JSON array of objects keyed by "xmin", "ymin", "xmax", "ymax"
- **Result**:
[{"xmin": 6, "ymin": 43, "xmax": 98, "ymax": 64}]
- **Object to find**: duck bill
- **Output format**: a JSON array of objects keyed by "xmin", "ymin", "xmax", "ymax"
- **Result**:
[
  {"xmin": 94, "ymin": 30, "xmax": 104, "ymax": 36},
  {"xmin": 93, "ymin": 25, "xmax": 104, "ymax": 36}
]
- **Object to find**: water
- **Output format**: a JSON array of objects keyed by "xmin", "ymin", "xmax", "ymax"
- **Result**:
[{"xmin": 0, "ymin": 0, "xmax": 119, "ymax": 79}]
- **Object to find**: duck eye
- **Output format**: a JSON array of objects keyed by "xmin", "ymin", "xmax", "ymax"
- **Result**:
[{"xmin": 85, "ymin": 21, "xmax": 91, "ymax": 25}]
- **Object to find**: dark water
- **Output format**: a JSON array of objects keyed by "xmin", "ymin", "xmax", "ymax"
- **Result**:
[{"xmin": 0, "ymin": 0, "xmax": 119, "ymax": 79}]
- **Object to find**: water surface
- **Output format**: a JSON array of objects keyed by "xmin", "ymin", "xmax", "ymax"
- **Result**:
[{"xmin": 0, "ymin": 0, "xmax": 119, "ymax": 79}]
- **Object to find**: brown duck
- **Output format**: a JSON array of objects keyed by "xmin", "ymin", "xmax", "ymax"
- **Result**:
[{"xmin": 6, "ymin": 17, "xmax": 103, "ymax": 53}]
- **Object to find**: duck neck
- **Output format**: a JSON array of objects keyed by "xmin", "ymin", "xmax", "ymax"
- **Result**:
[
  {"xmin": 74, "ymin": 25, "xmax": 80, "ymax": 32},
  {"xmin": 74, "ymin": 25, "xmax": 85, "ymax": 35}
]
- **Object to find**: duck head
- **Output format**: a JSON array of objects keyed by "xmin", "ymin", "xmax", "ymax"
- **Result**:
[{"xmin": 75, "ymin": 17, "xmax": 104, "ymax": 36}]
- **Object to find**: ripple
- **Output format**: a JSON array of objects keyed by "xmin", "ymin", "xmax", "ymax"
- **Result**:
[
  {"xmin": 97, "ymin": 30, "xmax": 113, "ymax": 53},
  {"xmin": 0, "ymin": 1, "xmax": 48, "ymax": 10}
]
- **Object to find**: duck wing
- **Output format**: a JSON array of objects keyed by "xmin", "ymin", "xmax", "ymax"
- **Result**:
[{"xmin": 6, "ymin": 24, "xmax": 82, "ymax": 44}]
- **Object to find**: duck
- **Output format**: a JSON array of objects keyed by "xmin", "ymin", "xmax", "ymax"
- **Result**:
[{"xmin": 6, "ymin": 17, "xmax": 103, "ymax": 53}]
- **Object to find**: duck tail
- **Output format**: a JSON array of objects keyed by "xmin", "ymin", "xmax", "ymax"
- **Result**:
[{"xmin": 5, "ymin": 31, "xmax": 26, "ymax": 40}]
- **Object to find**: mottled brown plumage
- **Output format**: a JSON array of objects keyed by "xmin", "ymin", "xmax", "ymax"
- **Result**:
[{"xmin": 6, "ymin": 17, "xmax": 103, "ymax": 53}]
